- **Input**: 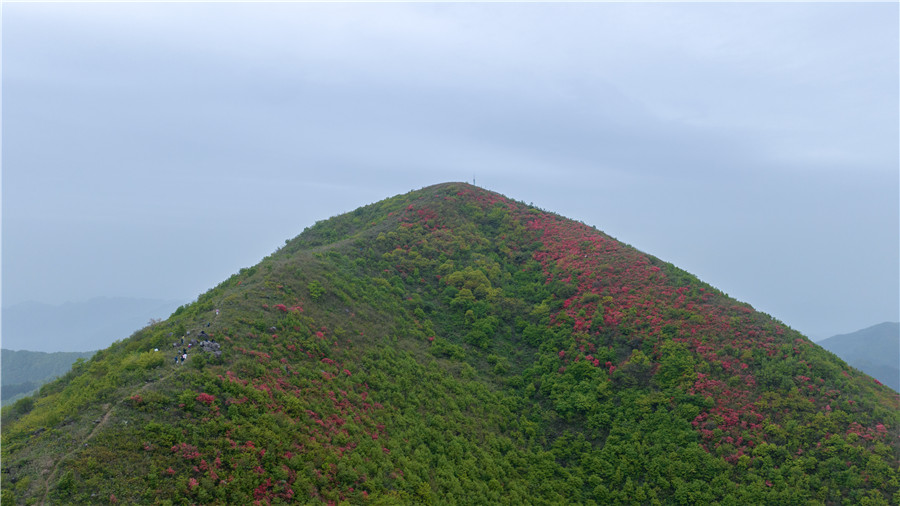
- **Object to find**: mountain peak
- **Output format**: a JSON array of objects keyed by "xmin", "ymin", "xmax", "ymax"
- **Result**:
[{"xmin": 3, "ymin": 184, "xmax": 898, "ymax": 504}]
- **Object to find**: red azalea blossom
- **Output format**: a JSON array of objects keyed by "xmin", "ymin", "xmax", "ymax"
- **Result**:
[
  {"xmin": 171, "ymin": 443, "xmax": 200, "ymax": 459},
  {"xmin": 196, "ymin": 393, "xmax": 215, "ymax": 405}
]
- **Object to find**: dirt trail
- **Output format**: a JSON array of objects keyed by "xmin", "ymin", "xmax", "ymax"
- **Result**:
[{"xmin": 40, "ymin": 366, "xmax": 178, "ymax": 504}]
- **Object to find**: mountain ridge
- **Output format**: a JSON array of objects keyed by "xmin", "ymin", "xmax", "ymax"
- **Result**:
[
  {"xmin": 818, "ymin": 322, "xmax": 900, "ymax": 392},
  {"xmin": 2, "ymin": 182, "xmax": 897, "ymax": 504}
]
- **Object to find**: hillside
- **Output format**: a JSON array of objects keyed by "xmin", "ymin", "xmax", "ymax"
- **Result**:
[
  {"xmin": 2, "ymin": 182, "xmax": 898, "ymax": 505},
  {"xmin": 1, "ymin": 350, "xmax": 97, "ymax": 406},
  {"xmin": 819, "ymin": 322, "xmax": 900, "ymax": 392}
]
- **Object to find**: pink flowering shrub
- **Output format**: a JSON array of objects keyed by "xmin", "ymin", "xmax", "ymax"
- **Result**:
[{"xmin": 196, "ymin": 393, "xmax": 215, "ymax": 405}]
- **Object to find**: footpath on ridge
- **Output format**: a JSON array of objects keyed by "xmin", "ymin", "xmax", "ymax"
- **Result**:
[{"xmin": 40, "ymin": 316, "xmax": 223, "ymax": 505}]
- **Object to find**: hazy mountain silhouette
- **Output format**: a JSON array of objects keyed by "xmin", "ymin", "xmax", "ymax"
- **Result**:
[
  {"xmin": 1, "ymin": 297, "xmax": 184, "ymax": 352},
  {"xmin": 1, "ymin": 349, "xmax": 96, "ymax": 406},
  {"xmin": 819, "ymin": 322, "xmax": 899, "ymax": 392}
]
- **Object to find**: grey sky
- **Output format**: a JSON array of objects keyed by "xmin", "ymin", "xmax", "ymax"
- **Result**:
[{"xmin": 3, "ymin": 2, "xmax": 898, "ymax": 340}]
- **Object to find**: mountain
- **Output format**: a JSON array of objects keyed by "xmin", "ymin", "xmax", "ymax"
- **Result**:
[
  {"xmin": 2, "ymin": 183, "xmax": 897, "ymax": 504},
  {"xmin": 819, "ymin": 322, "xmax": 900, "ymax": 392},
  {"xmin": 1, "ymin": 350, "xmax": 97, "ymax": 406},
  {"xmin": 1, "ymin": 297, "xmax": 185, "ymax": 352}
]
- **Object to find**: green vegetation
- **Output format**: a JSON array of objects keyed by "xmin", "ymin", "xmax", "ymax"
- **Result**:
[{"xmin": 2, "ymin": 182, "xmax": 898, "ymax": 504}]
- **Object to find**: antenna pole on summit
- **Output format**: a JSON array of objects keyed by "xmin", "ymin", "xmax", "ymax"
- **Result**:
[{"xmin": 473, "ymin": 175, "xmax": 476, "ymax": 186}]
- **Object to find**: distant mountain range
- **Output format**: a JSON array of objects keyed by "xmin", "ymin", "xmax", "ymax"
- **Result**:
[
  {"xmin": 1, "ymin": 297, "xmax": 185, "ymax": 352},
  {"xmin": 819, "ymin": 322, "xmax": 899, "ymax": 392},
  {"xmin": 1, "ymin": 349, "xmax": 96, "ymax": 406}
]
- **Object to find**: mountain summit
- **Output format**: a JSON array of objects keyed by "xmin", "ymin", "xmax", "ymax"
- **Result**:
[{"xmin": 3, "ymin": 182, "xmax": 898, "ymax": 504}]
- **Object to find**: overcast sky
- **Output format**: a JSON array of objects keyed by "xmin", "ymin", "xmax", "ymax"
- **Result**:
[{"xmin": 2, "ymin": 2, "xmax": 897, "ymax": 341}]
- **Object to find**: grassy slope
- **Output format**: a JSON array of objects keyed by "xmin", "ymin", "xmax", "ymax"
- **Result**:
[{"xmin": 2, "ymin": 182, "xmax": 898, "ymax": 505}]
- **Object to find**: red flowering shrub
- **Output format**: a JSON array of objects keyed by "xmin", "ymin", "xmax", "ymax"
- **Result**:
[
  {"xmin": 171, "ymin": 443, "xmax": 200, "ymax": 460},
  {"xmin": 196, "ymin": 393, "xmax": 215, "ymax": 405}
]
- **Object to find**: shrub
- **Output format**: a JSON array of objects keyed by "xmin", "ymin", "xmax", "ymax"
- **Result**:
[
  {"xmin": 196, "ymin": 393, "xmax": 215, "ymax": 406},
  {"xmin": 308, "ymin": 281, "xmax": 325, "ymax": 301}
]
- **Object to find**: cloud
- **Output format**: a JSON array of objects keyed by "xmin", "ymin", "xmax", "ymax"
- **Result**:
[{"xmin": 2, "ymin": 2, "xmax": 897, "ymax": 338}]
